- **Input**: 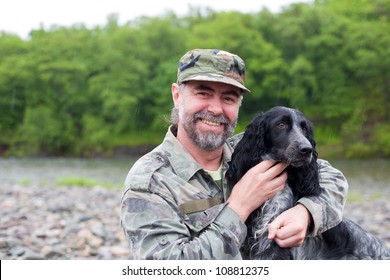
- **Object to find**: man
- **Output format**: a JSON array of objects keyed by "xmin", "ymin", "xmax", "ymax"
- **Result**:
[{"xmin": 120, "ymin": 49, "xmax": 347, "ymax": 259}]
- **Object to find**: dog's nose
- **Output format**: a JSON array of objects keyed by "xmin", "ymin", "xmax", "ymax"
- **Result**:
[{"xmin": 299, "ymin": 145, "xmax": 313, "ymax": 155}]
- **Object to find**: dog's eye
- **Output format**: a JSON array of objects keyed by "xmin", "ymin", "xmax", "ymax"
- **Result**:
[
  {"xmin": 277, "ymin": 123, "xmax": 286, "ymax": 129},
  {"xmin": 302, "ymin": 126, "xmax": 308, "ymax": 135}
]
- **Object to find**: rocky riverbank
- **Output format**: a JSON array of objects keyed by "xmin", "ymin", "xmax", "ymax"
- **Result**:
[
  {"xmin": 0, "ymin": 184, "xmax": 129, "ymax": 260},
  {"xmin": 1, "ymin": 183, "xmax": 389, "ymax": 260}
]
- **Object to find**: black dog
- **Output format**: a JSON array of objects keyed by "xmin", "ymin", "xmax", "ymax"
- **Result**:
[{"xmin": 227, "ymin": 106, "xmax": 390, "ymax": 259}]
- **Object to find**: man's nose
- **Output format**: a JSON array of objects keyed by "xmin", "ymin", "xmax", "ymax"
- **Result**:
[{"xmin": 207, "ymin": 97, "xmax": 223, "ymax": 115}]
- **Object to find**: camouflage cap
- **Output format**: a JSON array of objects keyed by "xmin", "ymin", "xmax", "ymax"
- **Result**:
[{"xmin": 177, "ymin": 49, "xmax": 251, "ymax": 93}]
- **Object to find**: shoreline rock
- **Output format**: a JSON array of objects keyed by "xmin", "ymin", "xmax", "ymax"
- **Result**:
[{"xmin": 1, "ymin": 184, "xmax": 389, "ymax": 259}]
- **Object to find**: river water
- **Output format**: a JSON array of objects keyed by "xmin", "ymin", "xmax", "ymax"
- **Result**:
[
  {"xmin": 0, "ymin": 158, "xmax": 389, "ymax": 192},
  {"xmin": 0, "ymin": 157, "xmax": 134, "ymax": 188},
  {"xmin": 330, "ymin": 159, "xmax": 390, "ymax": 192}
]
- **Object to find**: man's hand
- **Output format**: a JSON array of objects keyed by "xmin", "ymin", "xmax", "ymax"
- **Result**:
[
  {"xmin": 267, "ymin": 203, "xmax": 312, "ymax": 247},
  {"xmin": 227, "ymin": 160, "xmax": 288, "ymax": 222}
]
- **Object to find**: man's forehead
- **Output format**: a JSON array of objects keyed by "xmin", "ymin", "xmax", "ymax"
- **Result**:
[{"xmin": 185, "ymin": 80, "xmax": 241, "ymax": 95}]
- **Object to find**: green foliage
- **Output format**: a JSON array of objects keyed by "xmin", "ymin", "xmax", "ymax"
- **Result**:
[
  {"xmin": 373, "ymin": 124, "xmax": 390, "ymax": 157},
  {"xmin": 0, "ymin": 1, "xmax": 389, "ymax": 158}
]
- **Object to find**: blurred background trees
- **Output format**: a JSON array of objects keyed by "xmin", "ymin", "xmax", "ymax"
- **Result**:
[{"xmin": 0, "ymin": 0, "xmax": 389, "ymax": 158}]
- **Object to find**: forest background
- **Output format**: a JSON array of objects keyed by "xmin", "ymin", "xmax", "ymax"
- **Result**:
[{"xmin": 0, "ymin": 0, "xmax": 389, "ymax": 159}]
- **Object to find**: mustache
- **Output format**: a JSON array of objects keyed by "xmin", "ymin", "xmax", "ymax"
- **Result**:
[{"xmin": 193, "ymin": 111, "xmax": 229, "ymax": 125}]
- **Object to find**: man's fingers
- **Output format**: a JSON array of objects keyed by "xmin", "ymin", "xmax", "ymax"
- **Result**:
[
  {"xmin": 267, "ymin": 225, "xmax": 278, "ymax": 240},
  {"xmin": 268, "ymin": 215, "xmax": 306, "ymax": 247},
  {"xmin": 268, "ymin": 216, "xmax": 283, "ymax": 240},
  {"xmin": 251, "ymin": 160, "xmax": 288, "ymax": 176}
]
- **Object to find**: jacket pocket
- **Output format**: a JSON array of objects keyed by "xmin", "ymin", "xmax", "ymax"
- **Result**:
[{"xmin": 183, "ymin": 203, "xmax": 223, "ymax": 235}]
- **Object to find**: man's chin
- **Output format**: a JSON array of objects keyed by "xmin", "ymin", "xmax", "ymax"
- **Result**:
[{"xmin": 193, "ymin": 132, "xmax": 226, "ymax": 150}]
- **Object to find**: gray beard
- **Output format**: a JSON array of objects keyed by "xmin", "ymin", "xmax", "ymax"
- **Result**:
[{"xmin": 179, "ymin": 109, "xmax": 236, "ymax": 151}]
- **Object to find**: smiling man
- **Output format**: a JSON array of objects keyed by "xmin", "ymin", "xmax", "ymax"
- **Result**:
[{"xmin": 120, "ymin": 49, "xmax": 348, "ymax": 259}]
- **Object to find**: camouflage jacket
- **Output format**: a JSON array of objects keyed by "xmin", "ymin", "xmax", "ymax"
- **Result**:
[{"xmin": 120, "ymin": 127, "xmax": 348, "ymax": 260}]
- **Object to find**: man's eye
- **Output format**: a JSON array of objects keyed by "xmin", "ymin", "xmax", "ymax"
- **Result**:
[
  {"xmin": 196, "ymin": 92, "xmax": 209, "ymax": 98},
  {"xmin": 223, "ymin": 97, "xmax": 236, "ymax": 104}
]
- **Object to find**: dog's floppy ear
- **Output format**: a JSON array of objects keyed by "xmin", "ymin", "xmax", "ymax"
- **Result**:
[
  {"xmin": 228, "ymin": 112, "xmax": 269, "ymax": 187},
  {"xmin": 306, "ymin": 120, "xmax": 317, "ymax": 154},
  {"xmin": 305, "ymin": 119, "xmax": 318, "ymax": 164}
]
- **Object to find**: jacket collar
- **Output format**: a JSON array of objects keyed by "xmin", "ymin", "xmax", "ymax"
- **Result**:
[{"xmin": 162, "ymin": 126, "xmax": 233, "ymax": 181}]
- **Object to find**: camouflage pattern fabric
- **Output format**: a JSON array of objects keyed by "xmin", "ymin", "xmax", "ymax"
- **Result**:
[
  {"xmin": 177, "ymin": 49, "xmax": 251, "ymax": 93},
  {"xmin": 120, "ymin": 128, "xmax": 348, "ymax": 259}
]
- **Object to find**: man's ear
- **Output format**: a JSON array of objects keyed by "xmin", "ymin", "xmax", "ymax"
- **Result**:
[{"xmin": 172, "ymin": 83, "xmax": 180, "ymax": 109}]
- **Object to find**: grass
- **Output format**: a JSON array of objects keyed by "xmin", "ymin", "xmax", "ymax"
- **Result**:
[
  {"xmin": 19, "ymin": 178, "xmax": 31, "ymax": 186},
  {"xmin": 17, "ymin": 175, "xmax": 121, "ymax": 189},
  {"xmin": 113, "ymin": 130, "xmax": 165, "ymax": 147},
  {"xmin": 346, "ymin": 190, "xmax": 385, "ymax": 203},
  {"xmin": 55, "ymin": 176, "xmax": 120, "ymax": 189}
]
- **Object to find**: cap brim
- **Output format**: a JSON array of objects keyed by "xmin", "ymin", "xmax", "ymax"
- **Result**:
[{"xmin": 180, "ymin": 73, "xmax": 251, "ymax": 93}]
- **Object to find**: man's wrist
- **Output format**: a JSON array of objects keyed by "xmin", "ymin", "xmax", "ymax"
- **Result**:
[
  {"xmin": 226, "ymin": 199, "xmax": 250, "ymax": 222},
  {"xmin": 296, "ymin": 203, "xmax": 313, "ymax": 234}
]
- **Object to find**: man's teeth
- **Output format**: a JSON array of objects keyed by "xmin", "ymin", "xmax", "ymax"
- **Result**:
[{"xmin": 202, "ymin": 119, "xmax": 221, "ymax": 126}]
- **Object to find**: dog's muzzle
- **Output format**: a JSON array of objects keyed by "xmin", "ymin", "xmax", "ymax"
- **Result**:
[{"xmin": 285, "ymin": 140, "xmax": 313, "ymax": 167}]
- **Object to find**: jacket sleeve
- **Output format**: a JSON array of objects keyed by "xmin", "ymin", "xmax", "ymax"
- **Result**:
[
  {"xmin": 120, "ymin": 188, "xmax": 247, "ymax": 260},
  {"xmin": 297, "ymin": 159, "xmax": 348, "ymax": 236}
]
